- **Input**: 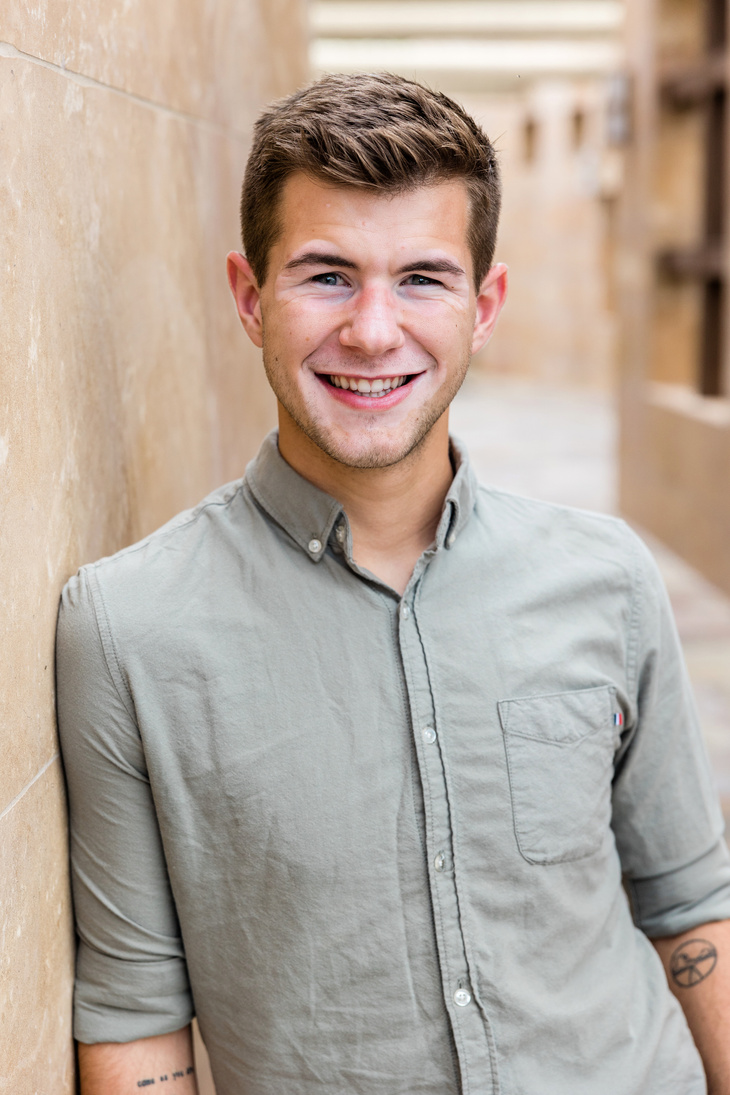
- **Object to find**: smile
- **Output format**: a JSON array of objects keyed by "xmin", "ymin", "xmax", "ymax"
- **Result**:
[{"xmin": 325, "ymin": 374, "xmax": 411, "ymax": 398}]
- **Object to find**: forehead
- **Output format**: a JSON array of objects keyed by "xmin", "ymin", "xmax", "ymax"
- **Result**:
[{"xmin": 272, "ymin": 173, "xmax": 472, "ymax": 264}]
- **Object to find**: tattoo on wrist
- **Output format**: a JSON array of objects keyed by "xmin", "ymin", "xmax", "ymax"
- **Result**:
[
  {"xmin": 669, "ymin": 938, "xmax": 718, "ymax": 988},
  {"xmin": 136, "ymin": 1066, "xmax": 195, "ymax": 1087}
]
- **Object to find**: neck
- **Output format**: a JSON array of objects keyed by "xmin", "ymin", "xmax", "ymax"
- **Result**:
[{"xmin": 277, "ymin": 408, "xmax": 454, "ymax": 595}]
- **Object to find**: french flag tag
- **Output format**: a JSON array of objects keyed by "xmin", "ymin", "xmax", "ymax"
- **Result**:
[{"xmin": 613, "ymin": 712, "xmax": 624, "ymax": 727}]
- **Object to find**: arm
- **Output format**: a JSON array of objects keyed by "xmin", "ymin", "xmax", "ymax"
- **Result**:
[
  {"xmin": 79, "ymin": 1026, "xmax": 198, "ymax": 1095},
  {"xmin": 653, "ymin": 920, "xmax": 730, "ymax": 1095},
  {"xmin": 609, "ymin": 537, "xmax": 730, "ymax": 1089},
  {"xmin": 56, "ymin": 572, "xmax": 194, "ymax": 1049}
]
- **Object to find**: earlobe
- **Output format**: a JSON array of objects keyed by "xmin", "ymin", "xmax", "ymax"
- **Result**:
[
  {"xmin": 226, "ymin": 251, "xmax": 264, "ymax": 349},
  {"xmin": 471, "ymin": 262, "xmax": 508, "ymax": 355}
]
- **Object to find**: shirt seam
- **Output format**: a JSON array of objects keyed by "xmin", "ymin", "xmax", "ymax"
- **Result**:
[
  {"xmin": 625, "ymin": 530, "xmax": 644, "ymax": 700},
  {"xmin": 383, "ymin": 594, "xmax": 430, "ymax": 859},
  {"xmin": 85, "ymin": 568, "xmax": 137, "ymax": 723}
]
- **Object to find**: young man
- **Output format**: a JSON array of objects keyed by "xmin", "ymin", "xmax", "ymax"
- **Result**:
[{"xmin": 57, "ymin": 73, "xmax": 730, "ymax": 1095}]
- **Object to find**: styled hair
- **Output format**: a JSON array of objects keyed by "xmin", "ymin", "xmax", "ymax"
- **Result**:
[{"xmin": 240, "ymin": 72, "xmax": 501, "ymax": 288}]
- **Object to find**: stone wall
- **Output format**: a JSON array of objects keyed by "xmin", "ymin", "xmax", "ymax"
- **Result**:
[
  {"xmin": 463, "ymin": 80, "xmax": 621, "ymax": 389},
  {"xmin": 0, "ymin": 3, "xmax": 308, "ymax": 1089}
]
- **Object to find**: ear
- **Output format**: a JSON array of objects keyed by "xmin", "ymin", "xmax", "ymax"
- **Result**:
[
  {"xmin": 227, "ymin": 252, "xmax": 263, "ymax": 348},
  {"xmin": 471, "ymin": 262, "xmax": 508, "ymax": 355}
]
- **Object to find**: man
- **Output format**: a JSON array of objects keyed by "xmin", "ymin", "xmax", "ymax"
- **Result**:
[{"xmin": 57, "ymin": 73, "xmax": 730, "ymax": 1095}]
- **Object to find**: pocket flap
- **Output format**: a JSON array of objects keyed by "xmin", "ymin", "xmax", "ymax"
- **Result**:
[{"xmin": 498, "ymin": 685, "xmax": 615, "ymax": 745}]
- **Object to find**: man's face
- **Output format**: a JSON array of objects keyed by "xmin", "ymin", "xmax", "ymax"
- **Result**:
[{"xmin": 230, "ymin": 173, "xmax": 506, "ymax": 469}]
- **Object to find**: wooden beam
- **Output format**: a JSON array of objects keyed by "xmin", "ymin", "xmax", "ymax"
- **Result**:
[
  {"xmin": 656, "ymin": 243, "xmax": 725, "ymax": 280},
  {"xmin": 660, "ymin": 51, "xmax": 726, "ymax": 108}
]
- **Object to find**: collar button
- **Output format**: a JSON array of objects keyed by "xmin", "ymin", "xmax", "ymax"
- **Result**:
[{"xmin": 308, "ymin": 538, "xmax": 322, "ymax": 555}]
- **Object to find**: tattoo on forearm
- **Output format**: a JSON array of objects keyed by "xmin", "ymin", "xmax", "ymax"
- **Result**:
[
  {"xmin": 669, "ymin": 938, "xmax": 718, "ymax": 988},
  {"xmin": 136, "ymin": 1067, "xmax": 194, "ymax": 1087}
]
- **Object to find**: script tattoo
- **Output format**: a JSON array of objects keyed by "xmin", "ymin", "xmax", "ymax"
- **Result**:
[
  {"xmin": 669, "ymin": 938, "xmax": 718, "ymax": 988},
  {"xmin": 136, "ymin": 1067, "xmax": 195, "ymax": 1087}
]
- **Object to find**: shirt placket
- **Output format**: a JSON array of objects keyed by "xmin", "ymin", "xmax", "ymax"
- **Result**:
[{"xmin": 397, "ymin": 581, "xmax": 500, "ymax": 1095}]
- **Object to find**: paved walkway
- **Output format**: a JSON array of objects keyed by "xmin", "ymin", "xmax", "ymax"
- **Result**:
[{"xmin": 451, "ymin": 374, "xmax": 730, "ymax": 820}]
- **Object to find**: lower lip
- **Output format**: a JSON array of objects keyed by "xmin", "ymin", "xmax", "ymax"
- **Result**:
[{"xmin": 316, "ymin": 375, "xmax": 420, "ymax": 409}]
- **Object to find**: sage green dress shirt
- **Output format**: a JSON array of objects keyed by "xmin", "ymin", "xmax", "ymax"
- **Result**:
[{"xmin": 56, "ymin": 432, "xmax": 730, "ymax": 1095}]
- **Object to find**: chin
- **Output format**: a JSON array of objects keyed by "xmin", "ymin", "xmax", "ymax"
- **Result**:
[{"xmin": 307, "ymin": 420, "xmax": 434, "ymax": 470}]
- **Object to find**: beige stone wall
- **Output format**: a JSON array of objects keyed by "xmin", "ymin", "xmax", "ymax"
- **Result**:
[
  {"xmin": 0, "ymin": 3, "xmax": 308, "ymax": 1090},
  {"xmin": 463, "ymin": 81, "xmax": 620, "ymax": 389}
]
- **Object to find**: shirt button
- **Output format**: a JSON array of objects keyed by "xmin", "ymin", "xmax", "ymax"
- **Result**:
[
  {"xmin": 454, "ymin": 988, "xmax": 471, "ymax": 1007},
  {"xmin": 400, "ymin": 603, "xmax": 410, "ymax": 620},
  {"xmin": 308, "ymin": 538, "xmax": 322, "ymax": 555},
  {"xmin": 434, "ymin": 851, "xmax": 446, "ymax": 872},
  {"xmin": 421, "ymin": 726, "xmax": 436, "ymax": 744},
  {"xmin": 335, "ymin": 523, "xmax": 346, "ymax": 544},
  {"xmin": 446, "ymin": 531, "xmax": 456, "ymax": 548}
]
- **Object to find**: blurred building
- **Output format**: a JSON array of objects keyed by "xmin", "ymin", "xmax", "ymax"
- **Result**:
[
  {"xmin": 618, "ymin": 0, "xmax": 730, "ymax": 594},
  {"xmin": 311, "ymin": 0, "xmax": 626, "ymax": 387}
]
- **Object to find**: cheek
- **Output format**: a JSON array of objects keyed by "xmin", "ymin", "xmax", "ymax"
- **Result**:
[
  {"xmin": 408, "ymin": 310, "xmax": 472, "ymax": 361},
  {"xmin": 278, "ymin": 301, "xmax": 341, "ymax": 350}
]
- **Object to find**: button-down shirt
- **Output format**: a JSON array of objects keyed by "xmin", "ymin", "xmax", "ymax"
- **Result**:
[{"xmin": 56, "ymin": 432, "xmax": 730, "ymax": 1095}]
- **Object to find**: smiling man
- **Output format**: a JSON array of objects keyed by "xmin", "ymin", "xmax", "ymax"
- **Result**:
[{"xmin": 57, "ymin": 74, "xmax": 730, "ymax": 1095}]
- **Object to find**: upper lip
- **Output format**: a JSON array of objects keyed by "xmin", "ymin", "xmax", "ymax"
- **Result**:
[{"xmin": 316, "ymin": 371, "xmax": 418, "ymax": 379}]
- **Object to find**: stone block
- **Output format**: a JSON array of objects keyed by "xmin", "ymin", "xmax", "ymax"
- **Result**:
[
  {"xmin": 0, "ymin": 759, "xmax": 75, "ymax": 1093},
  {"xmin": 0, "ymin": 0, "xmax": 309, "ymax": 129}
]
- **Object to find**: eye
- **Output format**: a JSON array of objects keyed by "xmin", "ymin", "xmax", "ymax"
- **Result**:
[
  {"xmin": 311, "ymin": 272, "xmax": 347, "ymax": 287},
  {"xmin": 405, "ymin": 274, "xmax": 440, "ymax": 287}
]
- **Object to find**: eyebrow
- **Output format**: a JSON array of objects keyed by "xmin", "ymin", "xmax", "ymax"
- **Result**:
[
  {"xmin": 282, "ymin": 251, "xmax": 466, "ymax": 278},
  {"xmin": 283, "ymin": 251, "xmax": 358, "ymax": 271},
  {"xmin": 395, "ymin": 259, "xmax": 465, "ymax": 278}
]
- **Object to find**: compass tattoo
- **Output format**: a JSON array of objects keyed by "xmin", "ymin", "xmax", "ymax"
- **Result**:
[{"xmin": 669, "ymin": 938, "xmax": 718, "ymax": 989}]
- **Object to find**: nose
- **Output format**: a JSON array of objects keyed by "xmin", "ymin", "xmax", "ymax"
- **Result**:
[{"xmin": 339, "ymin": 284, "xmax": 405, "ymax": 356}]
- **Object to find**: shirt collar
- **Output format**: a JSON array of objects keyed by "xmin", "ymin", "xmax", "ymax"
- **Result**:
[{"xmin": 245, "ymin": 430, "xmax": 478, "ymax": 563}]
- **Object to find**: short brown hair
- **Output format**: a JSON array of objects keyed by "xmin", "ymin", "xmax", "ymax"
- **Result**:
[{"xmin": 240, "ymin": 72, "xmax": 501, "ymax": 288}]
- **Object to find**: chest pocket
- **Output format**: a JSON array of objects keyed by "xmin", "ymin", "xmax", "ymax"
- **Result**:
[{"xmin": 498, "ymin": 685, "xmax": 618, "ymax": 865}]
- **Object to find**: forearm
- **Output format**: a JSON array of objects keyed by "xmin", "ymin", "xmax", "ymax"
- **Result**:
[
  {"xmin": 78, "ymin": 1025, "xmax": 199, "ymax": 1095},
  {"xmin": 653, "ymin": 919, "xmax": 730, "ymax": 1095}
]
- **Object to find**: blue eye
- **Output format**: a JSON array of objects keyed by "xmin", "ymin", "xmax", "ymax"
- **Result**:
[
  {"xmin": 312, "ymin": 272, "xmax": 345, "ymax": 286},
  {"xmin": 407, "ymin": 275, "xmax": 438, "ymax": 286}
]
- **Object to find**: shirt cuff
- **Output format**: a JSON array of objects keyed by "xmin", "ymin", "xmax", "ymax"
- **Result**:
[
  {"xmin": 628, "ymin": 836, "xmax": 730, "ymax": 938},
  {"xmin": 74, "ymin": 943, "xmax": 193, "ymax": 1044}
]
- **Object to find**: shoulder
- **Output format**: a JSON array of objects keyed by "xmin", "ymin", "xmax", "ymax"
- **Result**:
[
  {"xmin": 60, "ymin": 476, "xmax": 253, "ymax": 630},
  {"xmin": 475, "ymin": 483, "xmax": 640, "ymax": 555},
  {"xmin": 470, "ymin": 483, "xmax": 658, "ymax": 599}
]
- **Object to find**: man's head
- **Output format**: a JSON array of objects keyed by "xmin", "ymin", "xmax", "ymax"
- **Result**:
[
  {"xmin": 240, "ymin": 72, "xmax": 501, "ymax": 293},
  {"xmin": 228, "ymin": 73, "xmax": 507, "ymax": 472}
]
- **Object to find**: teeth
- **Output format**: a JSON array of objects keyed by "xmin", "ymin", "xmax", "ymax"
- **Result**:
[{"xmin": 330, "ymin": 375, "xmax": 408, "ymax": 395}]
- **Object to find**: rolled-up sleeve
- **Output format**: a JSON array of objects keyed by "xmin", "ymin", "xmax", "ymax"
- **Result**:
[
  {"xmin": 56, "ymin": 567, "xmax": 193, "ymax": 1043},
  {"xmin": 612, "ymin": 534, "xmax": 730, "ymax": 938}
]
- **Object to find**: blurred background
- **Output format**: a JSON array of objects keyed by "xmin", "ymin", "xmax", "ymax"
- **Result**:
[{"xmin": 1, "ymin": 0, "xmax": 729, "ymax": 1089}]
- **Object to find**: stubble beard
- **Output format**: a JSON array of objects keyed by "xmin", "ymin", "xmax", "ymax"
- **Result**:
[{"xmin": 262, "ymin": 346, "xmax": 471, "ymax": 470}]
